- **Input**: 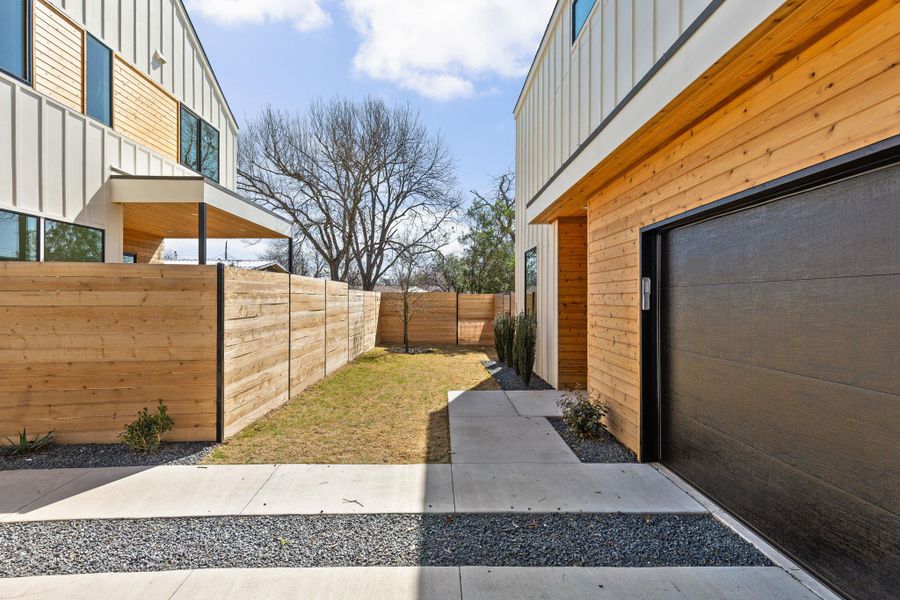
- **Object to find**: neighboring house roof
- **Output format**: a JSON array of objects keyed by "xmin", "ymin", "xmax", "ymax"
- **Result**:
[{"xmin": 164, "ymin": 259, "xmax": 287, "ymax": 273}]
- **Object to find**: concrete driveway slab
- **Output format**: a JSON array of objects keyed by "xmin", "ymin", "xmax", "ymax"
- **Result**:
[
  {"xmin": 242, "ymin": 464, "xmax": 454, "ymax": 514},
  {"xmin": 449, "ymin": 416, "xmax": 578, "ymax": 464},
  {"xmin": 447, "ymin": 391, "xmax": 516, "ymax": 417},
  {"xmin": 451, "ymin": 464, "xmax": 706, "ymax": 513},
  {"xmin": 460, "ymin": 567, "xmax": 822, "ymax": 599},
  {"xmin": 505, "ymin": 391, "xmax": 568, "ymax": 417},
  {"xmin": 0, "ymin": 571, "xmax": 189, "ymax": 600},
  {"xmin": 175, "ymin": 567, "xmax": 461, "ymax": 599},
  {"xmin": 4, "ymin": 465, "xmax": 277, "ymax": 522},
  {"xmin": 0, "ymin": 468, "xmax": 89, "ymax": 520}
]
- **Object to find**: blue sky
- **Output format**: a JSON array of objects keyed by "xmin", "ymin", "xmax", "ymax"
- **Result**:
[{"xmin": 166, "ymin": 0, "xmax": 554, "ymax": 261}]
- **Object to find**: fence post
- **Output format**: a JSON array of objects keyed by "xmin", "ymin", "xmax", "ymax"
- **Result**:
[
  {"xmin": 455, "ymin": 292, "xmax": 459, "ymax": 345},
  {"xmin": 324, "ymin": 280, "xmax": 328, "ymax": 377},
  {"xmin": 215, "ymin": 263, "xmax": 225, "ymax": 443}
]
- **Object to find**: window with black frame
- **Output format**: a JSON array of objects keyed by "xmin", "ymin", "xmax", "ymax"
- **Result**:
[
  {"xmin": 44, "ymin": 219, "xmax": 104, "ymax": 262},
  {"xmin": 180, "ymin": 105, "xmax": 220, "ymax": 182},
  {"xmin": 86, "ymin": 34, "xmax": 112, "ymax": 126},
  {"xmin": 525, "ymin": 247, "xmax": 537, "ymax": 315},
  {"xmin": 572, "ymin": 0, "xmax": 596, "ymax": 42},
  {"xmin": 0, "ymin": 0, "xmax": 29, "ymax": 82},
  {"xmin": 0, "ymin": 209, "xmax": 39, "ymax": 261}
]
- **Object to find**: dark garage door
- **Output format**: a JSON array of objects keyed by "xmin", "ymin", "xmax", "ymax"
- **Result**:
[{"xmin": 659, "ymin": 161, "xmax": 899, "ymax": 599}]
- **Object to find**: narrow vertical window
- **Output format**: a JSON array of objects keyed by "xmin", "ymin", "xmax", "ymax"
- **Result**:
[
  {"xmin": 572, "ymin": 0, "xmax": 596, "ymax": 42},
  {"xmin": 525, "ymin": 247, "xmax": 537, "ymax": 316},
  {"xmin": 180, "ymin": 105, "xmax": 200, "ymax": 171},
  {"xmin": 0, "ymin": 0, "xmax": 28, "ymax": 82},
  {"xmin": 0, "ymin": 209, "xmax": 39, "ymax": 261},
  {"xmin": 200, "ymin": 121, "xmax": 220, "ymax": 182},
  {"xmin": 86, "ymin": 34, "xmax": 112, "ymax": 126}
]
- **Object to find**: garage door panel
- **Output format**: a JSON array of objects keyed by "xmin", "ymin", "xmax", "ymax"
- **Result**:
[
  {"xmin": 658, "ymin": 161, "xmax": 900, "ymax": 600},
  {"xmin": 667, "ymin": 275, "xmax": 900, "ymax": 394},
  {"xmin": 664, "ymin": 409, "xmax": 900, "ymax": 600},
  {"xmin": 666, "ymin": 348, "xmax": 900, "ymax": 511},
  {"xmin": 665, "ymin": 164, "xmax": 900, "ymax": 287}
]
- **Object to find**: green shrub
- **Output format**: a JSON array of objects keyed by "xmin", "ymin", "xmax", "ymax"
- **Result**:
[
  {"xmin": 1, "ymin": 429, "xmax": 54, "ymax": 456},
  {"xmin": 119, "ymin": 401, "xmax": 174, "ymax": 454},
  {"xmin": 557, "ymin": 389, "xmax": 608, "ymax": 437},
  {"xmin": 512, "ymin": 312, "xmax": 537, "ymax": 385},
  {"xmin": 492, "ymin": 312, "xmax": 515, "ymax": 365}
]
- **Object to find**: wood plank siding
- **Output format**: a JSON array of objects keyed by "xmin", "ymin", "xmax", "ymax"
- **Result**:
[
  {"xmin": 557, "ymin": 217, "xmax": 587, "ymax": 388},
  {"xmin": 0, "ymin": 263, "xmax": 217, "ymax": 443},
  {"xmin": 112, "ymin": 56, "xmax": 179, "ymax": 160},
  {"xmin": 32, "ymin": 0, "xmax": 83, "ymax": 112},
  {"xmin": 583, "ymin": 0, "xmax": 900, "ymax": 456},
  {"xmin": 122, "ymin": 228, "xmax": 164, "ymax": 263}
]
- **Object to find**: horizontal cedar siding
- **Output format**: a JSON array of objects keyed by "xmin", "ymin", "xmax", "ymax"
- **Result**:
[
  {"xmin": 112, "ymin": 56, "xmax": 179, "ymax": 160},
  {"xmin": 558, "ymin": 218, "xmax": 587, "ymax": 389},
  {"xmin": 585, "ymin": 0, "xmax": 900, "ymax": 456},
  {"xmin": 32, "ymin": 0, "xmax": 83, "ymax": 112}
]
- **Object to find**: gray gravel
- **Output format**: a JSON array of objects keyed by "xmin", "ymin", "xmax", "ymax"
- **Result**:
[
  {"xmin": 0, "ymin": 513, "xmax": 769, "ymax": 577},
  {"xmin": 548, "ymin": 418, "xmax": 637, "ymax": 463},
  {"xmin": 0, "ymin": 442, "xmax": 217, "ymax": 471},
  {"xmin": 482, "ymin": 360, "xmax": 554, "ymax": 391}
]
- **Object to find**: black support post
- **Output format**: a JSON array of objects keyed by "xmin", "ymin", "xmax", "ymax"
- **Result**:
[
  {"xmin": 198, "ymin": 202, "xmax": 207, "ymax": 265},
  {"xmin": 215, "ymin": 263, "xmax": 224, "ymax": 442},
  {"xmin": 287, "ymin": 236, "xmax": 294, "ymax": 274}
]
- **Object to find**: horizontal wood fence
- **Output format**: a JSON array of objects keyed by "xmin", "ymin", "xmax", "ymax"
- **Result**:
[
  {"xmin": 378, "ymin": 292, "xmax": 513, "ymax": 346},
  {"xmin": 0, "ymin": 263, "xmax": 379, "ymax": 444}
]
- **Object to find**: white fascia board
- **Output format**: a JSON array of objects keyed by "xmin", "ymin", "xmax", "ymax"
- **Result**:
[
  {"xmin": 525, "ymin": 0, "xmax": 785, "ymax": 224},
  {"xmin": 109, "ymin": 176, "xmax": 205, "ymax": 204},
  {"xmin": 203, "ymin": 182, "xmax": 293, "ymax": 238}
]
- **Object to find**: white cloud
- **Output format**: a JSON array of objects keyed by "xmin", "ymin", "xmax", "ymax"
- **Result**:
[
  {"xmin": 187, "ymin": 0, "xmax": 332, "ymax": 32},
  {"xmin": 343, "ymin": 0, "xmax": 555, "ymax": 101}
]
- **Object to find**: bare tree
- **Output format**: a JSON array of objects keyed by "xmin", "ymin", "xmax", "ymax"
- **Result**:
[
  {"xmin": 238, "ymin": 98, "xmax": 459, "ymax": 290},
  {"xmin": 389, "ymin": 244, "xmax": 435, "ymax": 353}
]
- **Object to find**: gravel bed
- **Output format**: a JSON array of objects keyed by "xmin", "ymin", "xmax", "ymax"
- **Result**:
[
  {"xmin": 547, "ymin": 417, "xmax": 637, "ymax": 464},
  {"xmin": 482, "ymin": 360, "xmax": 554, "ymax": 390},
  {"xmin": 0, "ymin": 442, "xmax": 217, "ymax": 471},
  {"xmin": 0, "ymin": 513, "xmax": 768, "ymax": 576}
]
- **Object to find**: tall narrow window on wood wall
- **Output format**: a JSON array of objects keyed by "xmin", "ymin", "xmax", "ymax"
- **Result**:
[
  {"xmin": 0, "ymin": 0, "xmax": 29, "ymax": 82},
  {"xmin": 180, "ymin": 105, "xmax": 220, "ymax": 182},
  {"xmin": 86, "ymin": 34, "xmax": 112, "ymax": 126},
  {"xmin": 525, "ymin": 247, "xmax": 537, "ymax": 315}
]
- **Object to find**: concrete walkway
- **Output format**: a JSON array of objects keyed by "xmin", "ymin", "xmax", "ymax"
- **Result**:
[
  {"xmin": 0, "ymin": 567, "xmax": 827, "ymax": 600},
  {"xmin": 0, "ymin": 389, "xmax": 838, "ymax": 600}
]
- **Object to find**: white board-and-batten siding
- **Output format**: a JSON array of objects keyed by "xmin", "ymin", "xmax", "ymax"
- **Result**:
[{"xmin": 0, "ymin": 0, "xmax": 238, "ymax": 262}]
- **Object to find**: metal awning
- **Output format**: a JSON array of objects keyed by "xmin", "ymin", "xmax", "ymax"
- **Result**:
[{"xmin": 109, "ymin": 174, "xmax": 292, "ymax": 239}]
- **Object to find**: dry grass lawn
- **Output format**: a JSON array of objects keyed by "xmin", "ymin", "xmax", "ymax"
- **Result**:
[{"xmin": 204, "ymin": 345, "xmax": 499, "ymax": 464}]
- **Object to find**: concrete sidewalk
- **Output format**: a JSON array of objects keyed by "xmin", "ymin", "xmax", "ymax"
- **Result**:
[
  {"xmin": 0, "ymin": 567, "xmax": 827, "ymax": 600},
  {"xmin": 0, "ymin": 461, "xmax": 703, "ymax": 521}
]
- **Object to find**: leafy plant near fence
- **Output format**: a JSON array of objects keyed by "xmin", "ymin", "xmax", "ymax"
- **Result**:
[
  {"xmin": 119, "ymin": 401, "xmax": 174, "ymax": 454},
  {"xmin": 493, "ymin": 312, "xmax": 515, "ymax": 365},
  {"xmin": 1, "ymin": 429, "xmax": 54, "ymax": 456},
  {"xmin": 557, "ymin": 388, "xmax": 609, "ymax": 437},
  {"xmin": 513, "ymin": 312, "xmax": 537, "ymax": 385}
]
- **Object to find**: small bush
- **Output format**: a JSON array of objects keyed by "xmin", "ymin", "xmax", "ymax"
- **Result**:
[
  {"xmin": 1, "ymin": 429, "xmax": 54, "ymax": 456},
  {"xmin": 492, "ymin": 313, "xmax": 515, "ymax": 365},
  {"xmin": 557, "ymin": 389, "xmax": 609, "ymax": 438},
  {"xmin": 119, "ymin": 401, "xmax": 174, "ymax": 454},
  {"xmin": 512, "ymin": 312, "xmax": 537, "ymax": 385}
]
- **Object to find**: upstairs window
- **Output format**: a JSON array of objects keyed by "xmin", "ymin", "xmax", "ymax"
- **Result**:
[
  {"xmin": 86, "ymin": 34, "xmax": 112, "ymax": 126},
  {"xmin": 180, "ymin": 105, "xmax": 220, "ymax": 182},
  {"xmin": 0, "ymin": 209, "xmax": 38, "ymax": 261},
  {"xmin": 0, "ymin": 0, "xmax": 29, "ymax": 82},
  {"xmin": 572, "ymin": 0, "xmax": 596, "ymax": 42}
]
